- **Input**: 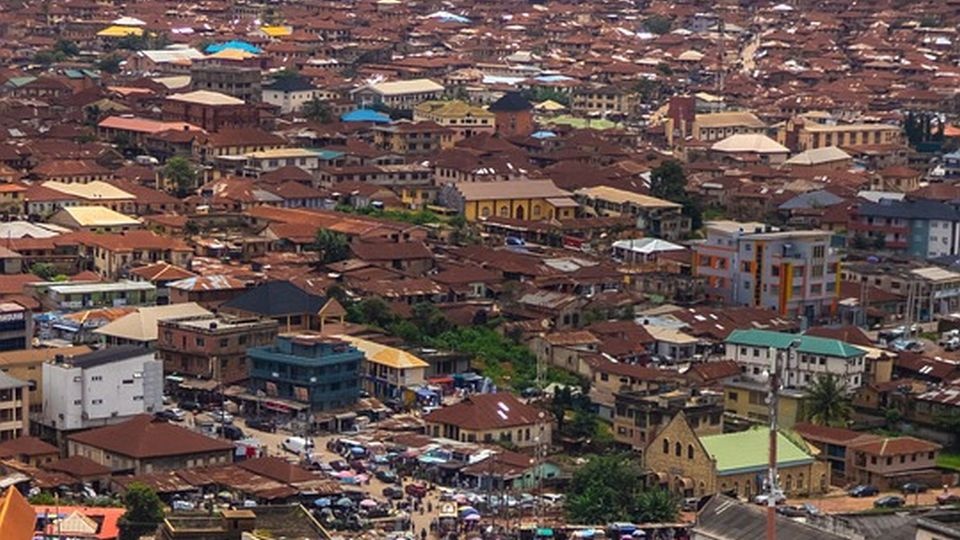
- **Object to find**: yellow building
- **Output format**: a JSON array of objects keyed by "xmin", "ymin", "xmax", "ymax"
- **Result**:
[
  {"xmin": 338, "ymin": 335, "xmax": 428, "ymax": 401},
  {"xmin": 444, "ymin": 180, "xmax": 578, "ymax": 222},
  {"xmin": 413, "ymin": 100, "xmax": 496, "ymax": 142},
  {"xmin": 781, "ymin": 116, "xmax": 903, "ymax": 151},
  {"xmin": 646, "ymin": 413, "xmax": 829, "ymax": 499},
  {"xmin": 423, "ymin": 392, "xmax": 551, "ymax": 449},
  {"xmin": 723, "ymin": 379, "xmax": 807, "ymax": 429},
  {"xmin": 0, "ymin": 346, "xmax": 92, "ymax": 416}
]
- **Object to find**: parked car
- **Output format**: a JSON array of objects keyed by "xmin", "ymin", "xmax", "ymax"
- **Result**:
[
  {"xmin": 753, "ymin": 492, "xmax": 786, "ymax": 506},
  {"xmin": 849, "ymin": 485, "xmax": 879, "ymax": 497},
  {"xmin": 328, "ymin": 459, "xmax": 349, "ymax": 472},
  {"xmin": 776, "ymin": 505, "xmax": 807, "ymax": 517},
  {"xmin": 902, "ymin": 482, "xmax": 928, "ymax": 494},
  {"xmin": 405, "ymin": 483, "xmax": 428, "ymax": 498},
  {"xmin": 375, "ymin": 470, "xmax": 398, "ymax": 484},
  {"xmin": 874, "ymin": 495, "xmax": 905, "ymax": 508},
  {"xmin": 210, "ymin": 410, "xmax": 234, "ymax": 424},
  {"xmin": 938, "ymin": 493, "xmax": 960, "ymax": 505},
  {"xmin": 165, "ymin": 407, "xmax": 186, "ymax": 422},
  {"xmin": 382, "ymin": 486, "xmax": 403, "ymax": 500},
  {"xmin": 282, "ymin": 437, "xmax": 314, "ymax": 455},
  {"xmin": 682, "ymin": 497, "xmax": 701, "ymax": 512},
  {"xmin": 154, "ymin": 410, "xmax": 177, "ymax": 422},
  {"xmin": 217, "ymin": 425, "xmax": 245, "ymax": 441},
  {"xmin": 246, "ymin": 418, "xmax": 276, "ymax": 433}
]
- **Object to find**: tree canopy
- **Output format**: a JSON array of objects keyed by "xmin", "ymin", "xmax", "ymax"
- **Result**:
[
  {"xmin": 118, "ymin": 483, "xmax": 164, "ymax": 540},
  {"xmin": 303, "ymin": 96, "xmax": 333, "ymax": 123},
  {"xmin": 162, "ymin": 157, "xmax": 197, "ymax": 197},
  {"xmin": 805, "ymin": 373, "xmax": 853, "ymax": 427},
  {"xmin": 313, "ymin": 229, "xmax": 350, "ymax": 264},
  {"xmin": 567, "ymin": 454, "xmax": 678, "ymax": 524},
  {"xmin": 650, "ymin": 160, "xmax": 703, "ymax": 230}
]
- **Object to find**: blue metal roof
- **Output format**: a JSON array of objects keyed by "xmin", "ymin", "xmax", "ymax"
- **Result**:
[
  {"xmin": 340, "ymin": 109, "xmax": 391, "ymax": 124},
  {"xmin": 531, "ymin": 130, "xmax": 557, "ymax": 139},
  {"xmin": 205, "ymin": 40, "xmax": 262, "ymax": 54}
]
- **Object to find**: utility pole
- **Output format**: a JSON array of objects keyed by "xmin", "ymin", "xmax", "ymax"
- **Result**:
[{"xmin": 766, "ymin": 346, "xmax": 779, "ymax": 540}]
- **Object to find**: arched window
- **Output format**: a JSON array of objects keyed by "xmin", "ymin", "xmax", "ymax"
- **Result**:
[
  {"xmin": 480, "ymin": 207, "xmax": 490, "ymax": 217},
  {"xmin": 533, "ymin": 205, "xmax": 542, "ymax": 217},
  {"xmin": 798, "ymin": 473, "xmax": 804, "ymax": 489},
  {"xmin": 675, "ymin": 442, "xmax": 682, "ymax": 457},
  {"xmin": 499, "ymin": 206, "xmax": 509, "ymax": 217},
  {"xmin": 785, "ymin": 475, "xmax": 793, "ymax": 491},
  {"xmin": 687, "ymin": 444, "xmax": 695, "ymax": 460},
  {"xmin": 663, "ymin": 439, "xmax": 669, "ymax": 454}
]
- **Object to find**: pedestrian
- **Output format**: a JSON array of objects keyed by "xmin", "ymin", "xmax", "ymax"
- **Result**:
[{"xmin": 428, "ymin": 502, "xmax": 433, "ymax": 513}]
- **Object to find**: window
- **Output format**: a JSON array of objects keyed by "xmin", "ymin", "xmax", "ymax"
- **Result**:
[
  {"xmin": 675, "ymin": 442, "xmax": 682, "ymax": 457},
  {"xmin": 196, "ymin": 338, "xmax": 205, "ymax": 347},
  {"xmin": 91, "ymin": 376, "xmax": 102, "ymax": 382},
  {"xmin": 663, "ymin": 439, "xmax": 669, "ymax": 454},
  {"xmin": 219, "ymin": 338, "xmax": 229, "ymax": 347},
  {"xmin": 727, "ymin": 391, "xmax": 738, "ymax": 402},
  {"xmin": 812, "ymin": 245, "xmax": 825, "ymax": 258},
  {"xmin": 92, "ymin": 399, "xmax": 102, "ymax": 405},
  {"xmin": 688, "ymin": 444, "xmax": 694, "ymax": 460}
]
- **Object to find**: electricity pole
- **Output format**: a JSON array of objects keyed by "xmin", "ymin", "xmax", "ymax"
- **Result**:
[{"xmin": 766, "ymin": 346, "xmax": 779, "ymax": 540}]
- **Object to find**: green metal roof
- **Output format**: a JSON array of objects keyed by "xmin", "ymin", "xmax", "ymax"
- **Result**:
[
  {"xmin": 725, "ymin": 329, "xmax": 865, "ymax": 358},
  {"xmin": 700, "ymin": 428, "xmax": 814, "ymax": 476}
]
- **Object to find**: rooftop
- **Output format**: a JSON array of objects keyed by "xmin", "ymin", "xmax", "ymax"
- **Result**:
[
  {"xmin": 700, "ymin": 427, "xmax": 814, "ymax": 475},
  {"xmin": 726, "ymin": 329, "xmax": 866, "ymax": 358}
]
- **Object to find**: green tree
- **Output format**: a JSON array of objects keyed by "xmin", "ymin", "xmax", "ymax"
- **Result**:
[
  {"xmin": 411, "ymin": 302, "xmax": 450, "ymax": 338},
  {"xmin": 30, "ymin": 262, "xmax": 57, "ymax": 281},
  {"xmin": 635, "ymin": 489, "xmax": 680, "ymax": 523},
  {"xmin": 805, "ymin": 374, "xmax": 852, "ymax": 427},
  {"xmin": 313, "ymin": 229, "xmax": 350, "ymax": 264},
  {"xmin": 29, "ymin": 492, "xmax": 57, "ymax": 505},
  {"xmin": 54, "ymin": 39, "xmax": 79, "ymax": 57},
  {"xmin": 118, "ymin": 483, "xmax": 164, "ymax": 540},
  {"xmin": 650, "ymin": 160, "xmax": 703, "ymax": 230},
  {"xmin": 97, "ymin": 53, "xmax": 123, "ymax": 74},
  {"xmin": 348, "ymin": 297, "xmax": 396, "ymax": 328},
  {"xmin": 303, "ymin": 96, "xmax": 333, "ymax": 123},
  {"xmin": 274, "ymin": 68, "xmax": 300, "ymax": 80},
  {"xmin": 162, "ymin": 156, "xmax": 197, "ymax": 197},
  {"xmin": 643, "ymin": 15, "xmax": 673, "ymax": 34},
  {"xmin": 567, "ymin": 454, "xmax": 648, "ymax": 523}
]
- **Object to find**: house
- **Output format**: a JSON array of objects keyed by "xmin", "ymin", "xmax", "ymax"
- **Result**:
[
  {"xmin": 67, "ymin": 414, "xmax": 233, "ymax": 474},
  {"xmin": 646, "ymin": 413, "xmax": 829, "ymax": 499},
  {"xmin": 350, "ymin": 241, "xmax": 434, "ymax": 273},
  {"xmin": 373, "ymin": 121, "xmax": 453, "ymax": 155},
  {"xmin": 0, "ymin": 436, "xmax": 58, "ymax": 467},
  {"xmin": 75, "ymin": 230, "xmax": 193, "ymax": 280},
  {"xmin": 460, "ymin": 450, "xmax": 565, "ymax": 491},
  {"xmin": 723, "ymin": 378, "xmax": 809, "ymax": 429},
  {"xmin": 725, "ymin": 329, "xmax": 867, "ymax": 390},
  {"xmin": 339, "ymin": 335, "xmax": 428, "ymax": 401},
  {"xmin": 575, "ymin": 185, "xmax": 691, "ymax": 241},
  {"xmin": 849, "ymin": 199, "xmax": 960, "ymax": 259},
  {"xmin": 93, "ymin": 303, "xmax": 212, "ymax": 347},
  {"xmin": 158, "ymin": 506, "xmax": 328, "ymax": 540},
  {"xmin": 694, "ymin": 221, "xmax": 841, "ymax": 320},
  {"xmin": 162, "ymin": 90, "xmax": 259, "ymax": 131},
  {"xmin": 127, "ymin": 262, "xmax": 197, "ymax": 305},
  {"xmin": 423, "ymin": 393, "xmax": 551, "ymax": 449},
  {"xmin": 40, "ymin": 281, "xmax": 157, "ymax": 311},
  {"xmin": 780, "ymin": 116, "xmax": 903, "ymax": 152},
  {"xmin": 439, "ymin": 180, "xmax": 578, "ymax": 222},
  {"xmin": 0, "ymin": 346, "xmax": 91, "ymax": 417},
  {"xmin": 690, "ymin": 111, "xmax": 767, "ymax": 143},
  {"xmin": 247, "ymin": 333, "xmax": 362, "ymax": 413},
  {"xmin": 710, "ymin": 134, "xmax": 790, "ymax": 165},
  {"xmin": 351, "ymin": 79, "xmax": 444, "ymax": 111},
  {"xmin": 262, "ymin": 76, "xmax": 319, "ymax": 114},
  {"xmin": 794, "ymin": 423, "xmax": 942, "ymax": 488},
  {"xmin": 48, "ymin": 206, "xmax": 141, "ymax": 233},
  {"xmin": 413, "ymin": 100, "xmax": 495, "ymax": 141},
  {"xmin": 693, "ymin": 495, "xmax": 847, "ymax": 540},
  {"xmin": 39, "ymin": 346, "xmax": 164, "ymax": 441},
  {"xmin": 220, "ymin": 280, "xmax": 345, "ymax": 333}
]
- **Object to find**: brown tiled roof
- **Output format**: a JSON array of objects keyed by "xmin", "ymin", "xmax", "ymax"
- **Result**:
[
  {"xmin": 128, "ymin": 262, "xmax": 196, "ymax": 282},
  {"xmin": 424, "ymin": 393, "xmax": 545, "ymax": 431},
  {"xmin": 687, "ymin": 360, "xmax": 742, "ymax": 384},
  {"xmin": 849, "ymin": 436, "xmax": 941, "ymax": 456},
  {"xmin": 350, "ymin": 241, "xmax": 432, "ymax": 261},
  {"xmin": 43, "ymin": 456, "xmax": 111, "ymax": 477},
  {"xmin": 804, "ymin": 326, "xmax": 874, "ymax": 347},
  {"xmin": 793, "ymin": 422, "xmax": 874, "ymax": 445},
  {"xmin": 237, "ymin": 456, "xmax": 317, "ymax": 484},
  {"xmin": 0, "ymin": 436, "xmax": 58, "ymax": 457},
  {"xmin": 68, "ymin": 415, "xmax": 233, "ymax": 458}
]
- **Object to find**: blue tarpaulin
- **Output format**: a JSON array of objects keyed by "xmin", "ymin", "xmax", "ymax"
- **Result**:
[
  {"xmin": 206, "ymin": 40, "xmax": 261, "ymax": 54},
  {"xmin": 340, "ymin": 109, "xmax": 391, "ymax": 124}
]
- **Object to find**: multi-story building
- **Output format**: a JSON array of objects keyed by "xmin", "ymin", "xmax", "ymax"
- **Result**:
[
  {"xmin": 849, "ymin": 199, "xmax": 960, "ymax": 258},
  {"xmin": 646, "ymin": 414, "xmax": 829, "ymax": 499},
  {"xmin": 440, "ymin": 180, "xmax": 578, "ymax": 222},
  {"xmin": 73, "ymin": 230, "xmax": 193, "ymax": 280},
  {"xmin": 571, "ymin": 84, "xmax": 638, "ymax": 118},
  {"xmin": 373, "ymin": 122, "xmax": 454, "ymax": 155},
  {"xmin": 351, "ymin": 79, "xmax": 445, "ymax": 111},
  {"xmin": 841, "ymin": 263, "xmax": 960, "ymax": 321},
  {"xmin": 340, "ymin": 335, "xmax": 427, "ymax": 400},
  {"xmin": 413, "ymin": 100, "xmax": 495, "ymax": 141},
  {"xmin": 39, "ymin": 346, "xmax": 163, "ymax": 440},
  {"xmin": 157, "ymin": 314, "xmax": 279, "ymax": 384},
  {"xmin": 0, "ymin": 371, "xmax": 29, "ymax": 442},
  {"xmin": 0, "ymin": 346, "xmax": 91, "ymax": 416},
  {"xmin": 723, "ymin": 378, "xmax": 809, "ymax": 429},
  {"xmin": 488, "ymin": 92, "xmax": 533, "ymax": 137},
  {"xmin": 163, "ymin": 90, "xmax": 259, "ymax": 132},
  {"xmin": 612, "ymin": 389, "xmax": 723, "ymax": 459},
  {"xmin": 724, "ymin": 329, "xmax": 867, "ymax": 390},
  {"xmin": 574, "ymin": 185, "xmax": 691, "ymax": 241},
  {"xmin": 190, "ymin": 57, "xmax": 262, "ymax": 103},
  {"xmin": 694, "ymin": 221, "xmax": 841, "ymax": 320},
  {"xmin": 690, "ymin": 111, "xmax": 767, "ymax": 143},
  {"xmin": 780, "ymin": 116, "xmax": 903, "ymax": 152},
  {"xmin": 262, "ymin": 77, "xmax": 318, "ymax": 113},
  {"xmin": 0, "ymin": 302, "xmax": 32, "ymax": 352},
  {"xmin": 247, "ymin": 333, "xmax": 363, "ymax": 412}
]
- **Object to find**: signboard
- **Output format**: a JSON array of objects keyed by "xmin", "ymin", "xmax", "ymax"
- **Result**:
[{"xmin": 438, "ymin": 502, "xmax": 457, "ymax": 518}]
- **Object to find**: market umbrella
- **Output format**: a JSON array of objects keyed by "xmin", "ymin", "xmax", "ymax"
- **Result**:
[
  {"xmin": 335, "ymin": 470, "xmax": 354, "ymax": 478},
  {"xmin": 336, "ymin": 497, "xmax": 354, "ymax": 507},
  {"xmin": 313, "ymin": 498, "xmax": 331, "ymax": 507},
  {"xmin": 458, "ymin": 506, "xmax": 478, "ymax": 516},
  {"xmin": 359, "ymin": 499, "xmax": 378, "ymax": 508},
  {"xmin": 462, "ymin": 513, "xmax": 481, "ymax": 521},
  {"xmin": 355, "ymin": 474, "xmax": 369, "ymax": 483}
]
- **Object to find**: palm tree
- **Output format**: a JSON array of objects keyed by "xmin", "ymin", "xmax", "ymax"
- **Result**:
[{"xmin": 805, "ymin": 374, "xmax": 853, "ymax": 426}]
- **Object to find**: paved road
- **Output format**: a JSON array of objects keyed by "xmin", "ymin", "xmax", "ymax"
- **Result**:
[{"xmin": 789, "ymin": 486, "xmax": 960, "ymax": 513}]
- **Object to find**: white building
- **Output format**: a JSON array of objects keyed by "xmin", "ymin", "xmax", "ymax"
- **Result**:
[
  {"xmin": 724, "ymin": 329, "xmax": 867, "ymax": 390},
  {"xmin": 41, "ymin": 346, "xmax": 163, "ymax": 434},
  {"xmin": 262, "ymin": 77, "xmax": 319, "ymax": 114},
  {"xmin": 351, "ymin": 79, "xmax": 445, "ymax": 111}
]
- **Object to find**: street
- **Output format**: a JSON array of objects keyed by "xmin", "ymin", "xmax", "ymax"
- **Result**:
[{"xmin": 790, "ymin": 486, "xmax": 960, "ymax": 513}]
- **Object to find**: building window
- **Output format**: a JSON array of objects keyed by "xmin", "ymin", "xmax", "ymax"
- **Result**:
[
  {"xmin": 675, "ymin": 442, "xmax": 682, "ymax": 457},
  {"xmin": 663, "ymin": 439, "xmax": 669, "ymax": 454},
  {"xmin": 687, "ymin": 445, "xmax": 694, "ymax": 460}
]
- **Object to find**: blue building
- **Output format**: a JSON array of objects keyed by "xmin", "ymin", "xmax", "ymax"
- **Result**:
[{"xmin": 248, "ymin": 334, "xmax": 363, "ymax": 412}]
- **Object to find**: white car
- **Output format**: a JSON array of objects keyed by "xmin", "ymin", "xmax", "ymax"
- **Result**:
[
  {"xmin": 282, "ymin": 436, "xmax": 314, "ymax": 455},
  {"xmin": 210, "ymin": 410, "xmax": 233, "ymax": 424},
  {"xmin": 166, "ymin": 408, "xmax": 186, "ymax": 421}
]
